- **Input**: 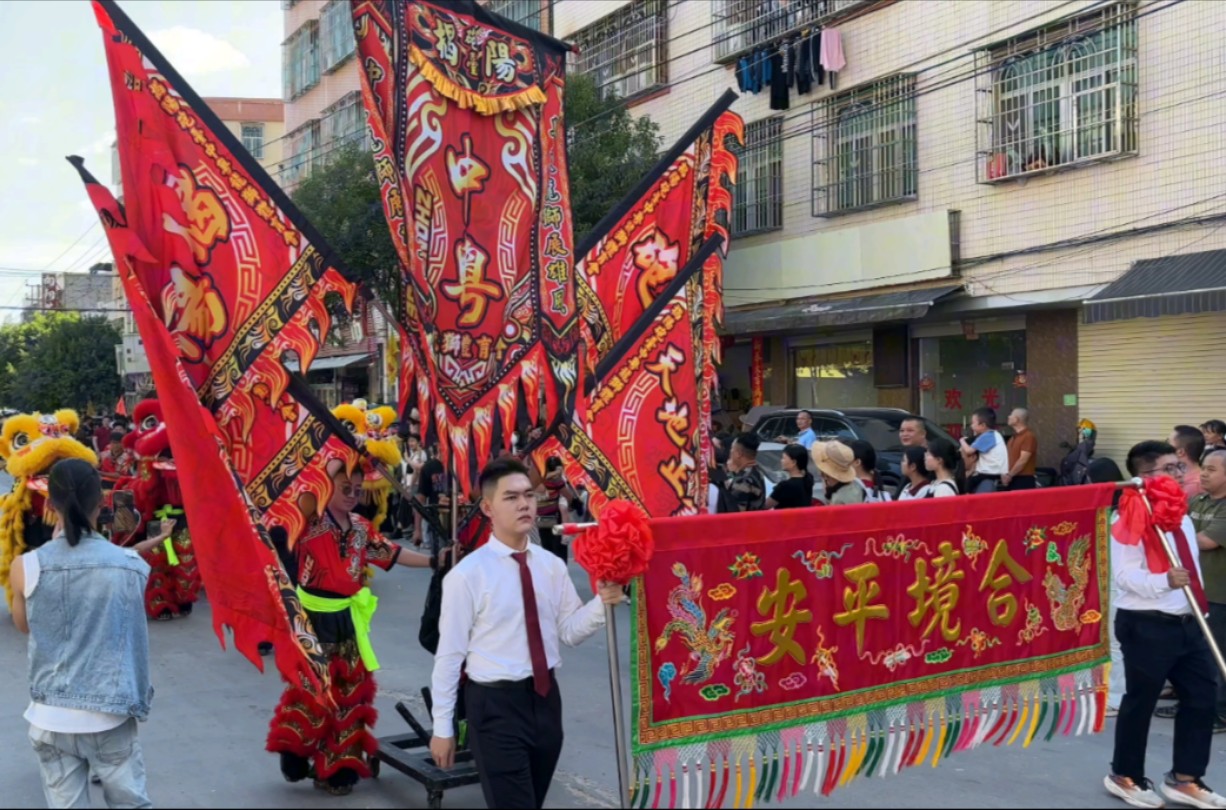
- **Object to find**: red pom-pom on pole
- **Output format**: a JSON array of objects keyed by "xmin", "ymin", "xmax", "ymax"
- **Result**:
[{"xmin": 571, "ymin": 500, "xmax": 655, "ymax": 588}]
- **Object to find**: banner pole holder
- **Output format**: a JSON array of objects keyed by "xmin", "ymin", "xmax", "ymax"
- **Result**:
[{"xmin": 554, "ymin": 523, "xmax": 629, "ymax": 809}]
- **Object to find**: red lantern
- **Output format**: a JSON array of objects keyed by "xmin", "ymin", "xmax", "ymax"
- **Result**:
[
  {"xmin": 919, "ymin": 374, "xmax": 936, "ymax": 392},
  {"xmin": 1013, "ymin": 370, "xmax": 1028, "ymax": 389}
]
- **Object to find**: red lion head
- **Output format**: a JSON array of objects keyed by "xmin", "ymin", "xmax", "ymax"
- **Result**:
[{"xmin": 132, "ymin": 400, "xmax": 170, "ymax": 459}]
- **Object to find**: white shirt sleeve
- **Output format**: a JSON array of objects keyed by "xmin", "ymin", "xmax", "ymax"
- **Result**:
[
  {"xmin": 1111, "ymin": 537, "xmax": 1172, "ymax": 600},
  {"xmin": 430, "ymin": 568, "xmax": 473, "ymax": 739},
  {"xmin": 555, "ymin": 567, "xmax": 606, "ymax": 647}
]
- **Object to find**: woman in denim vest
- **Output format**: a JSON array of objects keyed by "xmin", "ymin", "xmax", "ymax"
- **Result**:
[{"xmin": 9, "ymin": 458, "xmax": 154, "ymax": 809}]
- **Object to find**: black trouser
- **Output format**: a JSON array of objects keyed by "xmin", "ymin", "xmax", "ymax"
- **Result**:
[
  {"xmin": 1112, "ymin": 609, "xmax": 1217, "ymax": 781},
  {"xmin": 1005, "ymin": 474, "xmax": 1037, "ymax": 490},
  {"xmin": 466, "ymin": 674, "xmax": 564, "ymax": 809},
  {"xmin": 1209, "ymin": 603, "xmax": 1226, "ymax": 721}
]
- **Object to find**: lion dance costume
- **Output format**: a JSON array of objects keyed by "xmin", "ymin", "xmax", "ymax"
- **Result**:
[
  {"xmin": 265, "ymin": 462, "xmax": 405, "ymax": 795},
  {"xmin": 0, "ymin": 410, "xmax": 98, "ymax": 604},
  {"xmin": 332, "ymin": 399, "xmax": 402, "ymax": 532},
  {"xmin": 116, "ymin": 400, "xmax": 202, "ymax": 619}
]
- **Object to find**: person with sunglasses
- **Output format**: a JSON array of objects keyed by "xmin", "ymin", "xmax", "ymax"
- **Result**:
[{"xmin": 266, "ymin": 459, "xmax": 433, "ymax": 797}]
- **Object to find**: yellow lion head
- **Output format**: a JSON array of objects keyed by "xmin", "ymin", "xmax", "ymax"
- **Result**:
[
  {"xmin": 332, "ymin": 403, "xmax": 367, "ymax": 437},
  {"xmin": 0, "ymin": 411, "xmax": 98, "ymax": 479}
]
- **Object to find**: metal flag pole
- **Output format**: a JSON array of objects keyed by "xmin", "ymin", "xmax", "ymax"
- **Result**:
[
  {"xmin": 555, "ymin": 522, "xmax": 629, "ymax": 808},
  {"xmin": 1130, "ymin": 478, "xmax": 1226, "ymax": 680}
]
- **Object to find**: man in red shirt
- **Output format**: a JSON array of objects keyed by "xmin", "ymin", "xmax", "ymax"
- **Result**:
[
  {"xmin": 92, "ymin": 417, "xmax": 112, "ymax": 455},
  {"xmin": 98, "ymin": 430, "xmax": 135, "ymax": 485}
]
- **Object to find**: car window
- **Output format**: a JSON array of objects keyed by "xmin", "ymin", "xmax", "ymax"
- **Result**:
[
  {"xmin": 847, "ymin": 415, "xmax": 905, "ymax": 453},
  {"xmin": 814, "ymin": 417, "xmax": 855, "ymax": 442},
  {"xmin": 759, "ymin": 415, "xmax": 799, "ymax": 439}
]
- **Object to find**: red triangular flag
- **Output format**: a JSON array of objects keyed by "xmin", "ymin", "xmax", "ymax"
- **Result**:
[{"xmin": 115, "ymin": 397, "xmax": 127, "ymax": 417}]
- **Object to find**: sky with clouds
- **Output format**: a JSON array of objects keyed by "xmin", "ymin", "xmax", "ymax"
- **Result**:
[{"xmin": 0, "ymin": 0, "xmax": 283, "ymax": 314}]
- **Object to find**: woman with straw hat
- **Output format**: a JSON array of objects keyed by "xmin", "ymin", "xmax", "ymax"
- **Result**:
[{"xmin": 811, "ymin": 441, "xmax": 865, "ymax": 506}]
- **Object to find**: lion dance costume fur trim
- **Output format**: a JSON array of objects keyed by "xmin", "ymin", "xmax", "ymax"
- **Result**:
[
  {"xmin": 0, "ymin": 410, "xmax": 98, "ymax": 605},
  {"xmin": 116, "ymin": 399, "xmax": 202, "ymax": 619}
]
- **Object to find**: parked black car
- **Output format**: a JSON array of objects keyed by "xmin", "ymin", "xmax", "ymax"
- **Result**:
[{"xmin": 752, "ymin": 407, "xmax": 958, "ymax": 491}]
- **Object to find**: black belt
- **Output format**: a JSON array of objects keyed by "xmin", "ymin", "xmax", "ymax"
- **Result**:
[
  {"xmin": 1120, "ymin": 608, "xmax": 1198, "ymax": 624},
  {"xmin": 469, "ymin": 670, "xmax": 556, "ymax": 690}
]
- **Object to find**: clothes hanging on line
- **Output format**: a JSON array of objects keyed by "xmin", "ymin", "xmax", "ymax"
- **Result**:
[{"xmin": 769, "ymin": 45, "xmax": 789, "ymax": 110}]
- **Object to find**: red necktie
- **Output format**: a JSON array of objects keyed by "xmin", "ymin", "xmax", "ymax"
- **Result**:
[
  {"xmin": 511, "ymin": 551, "xmax": 551, "ymax": 697},
  {"xmin": 1170, "ymin": 527, "xmax": 1210, "ymax": 616}
]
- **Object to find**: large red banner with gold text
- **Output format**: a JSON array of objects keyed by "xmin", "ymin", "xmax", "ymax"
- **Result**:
[
  {"xmin": 630, "ymin": 486, "xmax": 1115, "ymax": 805},
  {"xmin": 81, "ymin": 0, "xmax": 363, "ymax": 694},
  {"xmin": 352, "ymin": 0, "xmax": 579, "ymax": 484}
]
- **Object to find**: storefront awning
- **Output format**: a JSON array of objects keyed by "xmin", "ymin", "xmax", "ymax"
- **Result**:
[
  {"xmin": 722, "ymin": 285, "xmax": 963, "ymax": 336},
  {"xmin": 283, "ymin": 353, "xmax": 372, "ymax": 372},
  {"xmin": 1084, "ymin": 248, "xmax": 1226, "ymax": 324}
]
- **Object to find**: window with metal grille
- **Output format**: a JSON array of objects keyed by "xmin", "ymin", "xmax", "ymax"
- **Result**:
[
  {"xmin": 975, "ymin": 3, "xmax": 1138, "ymax": 183},
  {"xmin": 812, "ymin": 74, "xmax": 917, "ymax": 217},
  {"xmin": 282, "ymin": 119, "xmax": 320, "ymax": 186},
  {"xmin": 572, "ymin": 0, "xmax": 667, "ymax": 102},
  {"xmin": 282, "ymin": 21, "xmax": 320, "ymax": 100},
  {"xmin": 322, "ymin": 92, "xmax": 365, "ymax": 155},
  {"xmin": 488, "ymin": 0, "xmax": 546, "ymax": 31},
  {"xmin": 242, "ymin": 123, "xmax": 265, "ymax": 160},
  {"xmin": 321, "ymin": 0, "xmax": 356, "ymax": 73},
  {"xmin": 712, "ymin": 0, "xmax": 869, "ymax": 62},
  {"xmin": 732, "ymin": 117, "xmax": 784, "ymax": 238}
]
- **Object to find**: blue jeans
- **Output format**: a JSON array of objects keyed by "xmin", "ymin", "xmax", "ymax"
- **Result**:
[{"xmin": 28, "ymin": 718, "xmax": 151, "ymax": 809}]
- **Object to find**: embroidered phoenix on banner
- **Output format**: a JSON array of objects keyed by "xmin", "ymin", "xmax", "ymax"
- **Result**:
[
  {"xmin": 351, "ymin": 0, "xmax": 579, "ymax": 486},
  {"xmin": 76, "ymin": 0, "xmax": 373, "ymax": 696}
]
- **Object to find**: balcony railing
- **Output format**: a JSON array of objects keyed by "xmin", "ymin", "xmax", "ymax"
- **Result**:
[{"xmin": 712, "ymin": 0, "xmax": 868, "ymax": 61}]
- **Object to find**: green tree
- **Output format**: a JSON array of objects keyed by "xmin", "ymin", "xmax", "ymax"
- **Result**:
[
  {"xmin": 0, "ymin": 314, "xmax": 121, "ymax": 413},
  {"xmin": 291, "ymin": 145, "xmax": 402, "ymax": 310},
  {"xmin": 565, "ymin": 72, "xmax": 663, "ymax": 245}
]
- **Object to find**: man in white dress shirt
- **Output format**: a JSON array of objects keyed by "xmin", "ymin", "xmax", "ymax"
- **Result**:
[
  {"xmin": 1105, "ymin": 441, "xmax": 1226, "ymax": 810},
  {"xmin": 430, "ymin": 458, "xmax": 624, "ymax": 809}
]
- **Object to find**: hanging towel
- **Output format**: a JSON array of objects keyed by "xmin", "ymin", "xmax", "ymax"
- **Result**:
[{"xmin": 820, "ymin": 28, "xmax": 846, "ymax": 73}]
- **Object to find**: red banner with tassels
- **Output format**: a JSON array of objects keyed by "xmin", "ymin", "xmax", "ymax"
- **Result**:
[
  {"xmin": 351, "ymin": 0, "xmax": 580, "ymax": 486},
  {"xmin": 629, "ymin": 486, "xmax": 1115, "ymax": 805},
  {"xmin": 78, "ymin": 0, "xmax": 368, "ymax": 695}
]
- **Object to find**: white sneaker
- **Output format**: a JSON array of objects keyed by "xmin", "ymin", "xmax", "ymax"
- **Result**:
[
  {"xmin": 1158, "ymin": 774, "xmax": 1226, "ymax": 809},
  {"xmin": 1105, "ymin": 774, "xmax": 1166, "ymax": 809}
]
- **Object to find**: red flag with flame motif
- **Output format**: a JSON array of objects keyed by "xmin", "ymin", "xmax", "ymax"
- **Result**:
[
  {"xmin": 532, "ymin": 96, "xmax": 742, "ymax": 517},
  {"xmin": 351, "ymin": 0, "xmax": 580, "ymax": 487},
  {"xmin": 543, "ymin": 238, "xmax": 723, "ymax": 519},
  {"xmin": 576, "ymin": 92, "xmax": 742, "ymax": 375},
  {"xmin": 77, "ymin": 0, "xmax": 370, "ymax": 695}
]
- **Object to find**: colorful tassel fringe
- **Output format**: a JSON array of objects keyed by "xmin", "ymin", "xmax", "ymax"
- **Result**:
[{"xmin": 629, "ymin": 665, "xmax": 1108, "ymax": 808}]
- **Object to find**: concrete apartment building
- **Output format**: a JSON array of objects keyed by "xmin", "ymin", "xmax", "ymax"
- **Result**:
[
  {"xmin": 204, "ymin": 97, "xmax": 286, "ymax": 172},
  {"xmin": 281, "ymin": 0, "xmax": 403, "ymax": 406},
  {"xmin": 549, "ymin": 0, "xmax": 1226, "ymax": 465}
]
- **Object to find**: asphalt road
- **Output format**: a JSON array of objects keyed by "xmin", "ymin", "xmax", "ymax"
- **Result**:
[{"xmin": 0, "ymin": 472, "xmax": 1215, "ymax": 808}]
